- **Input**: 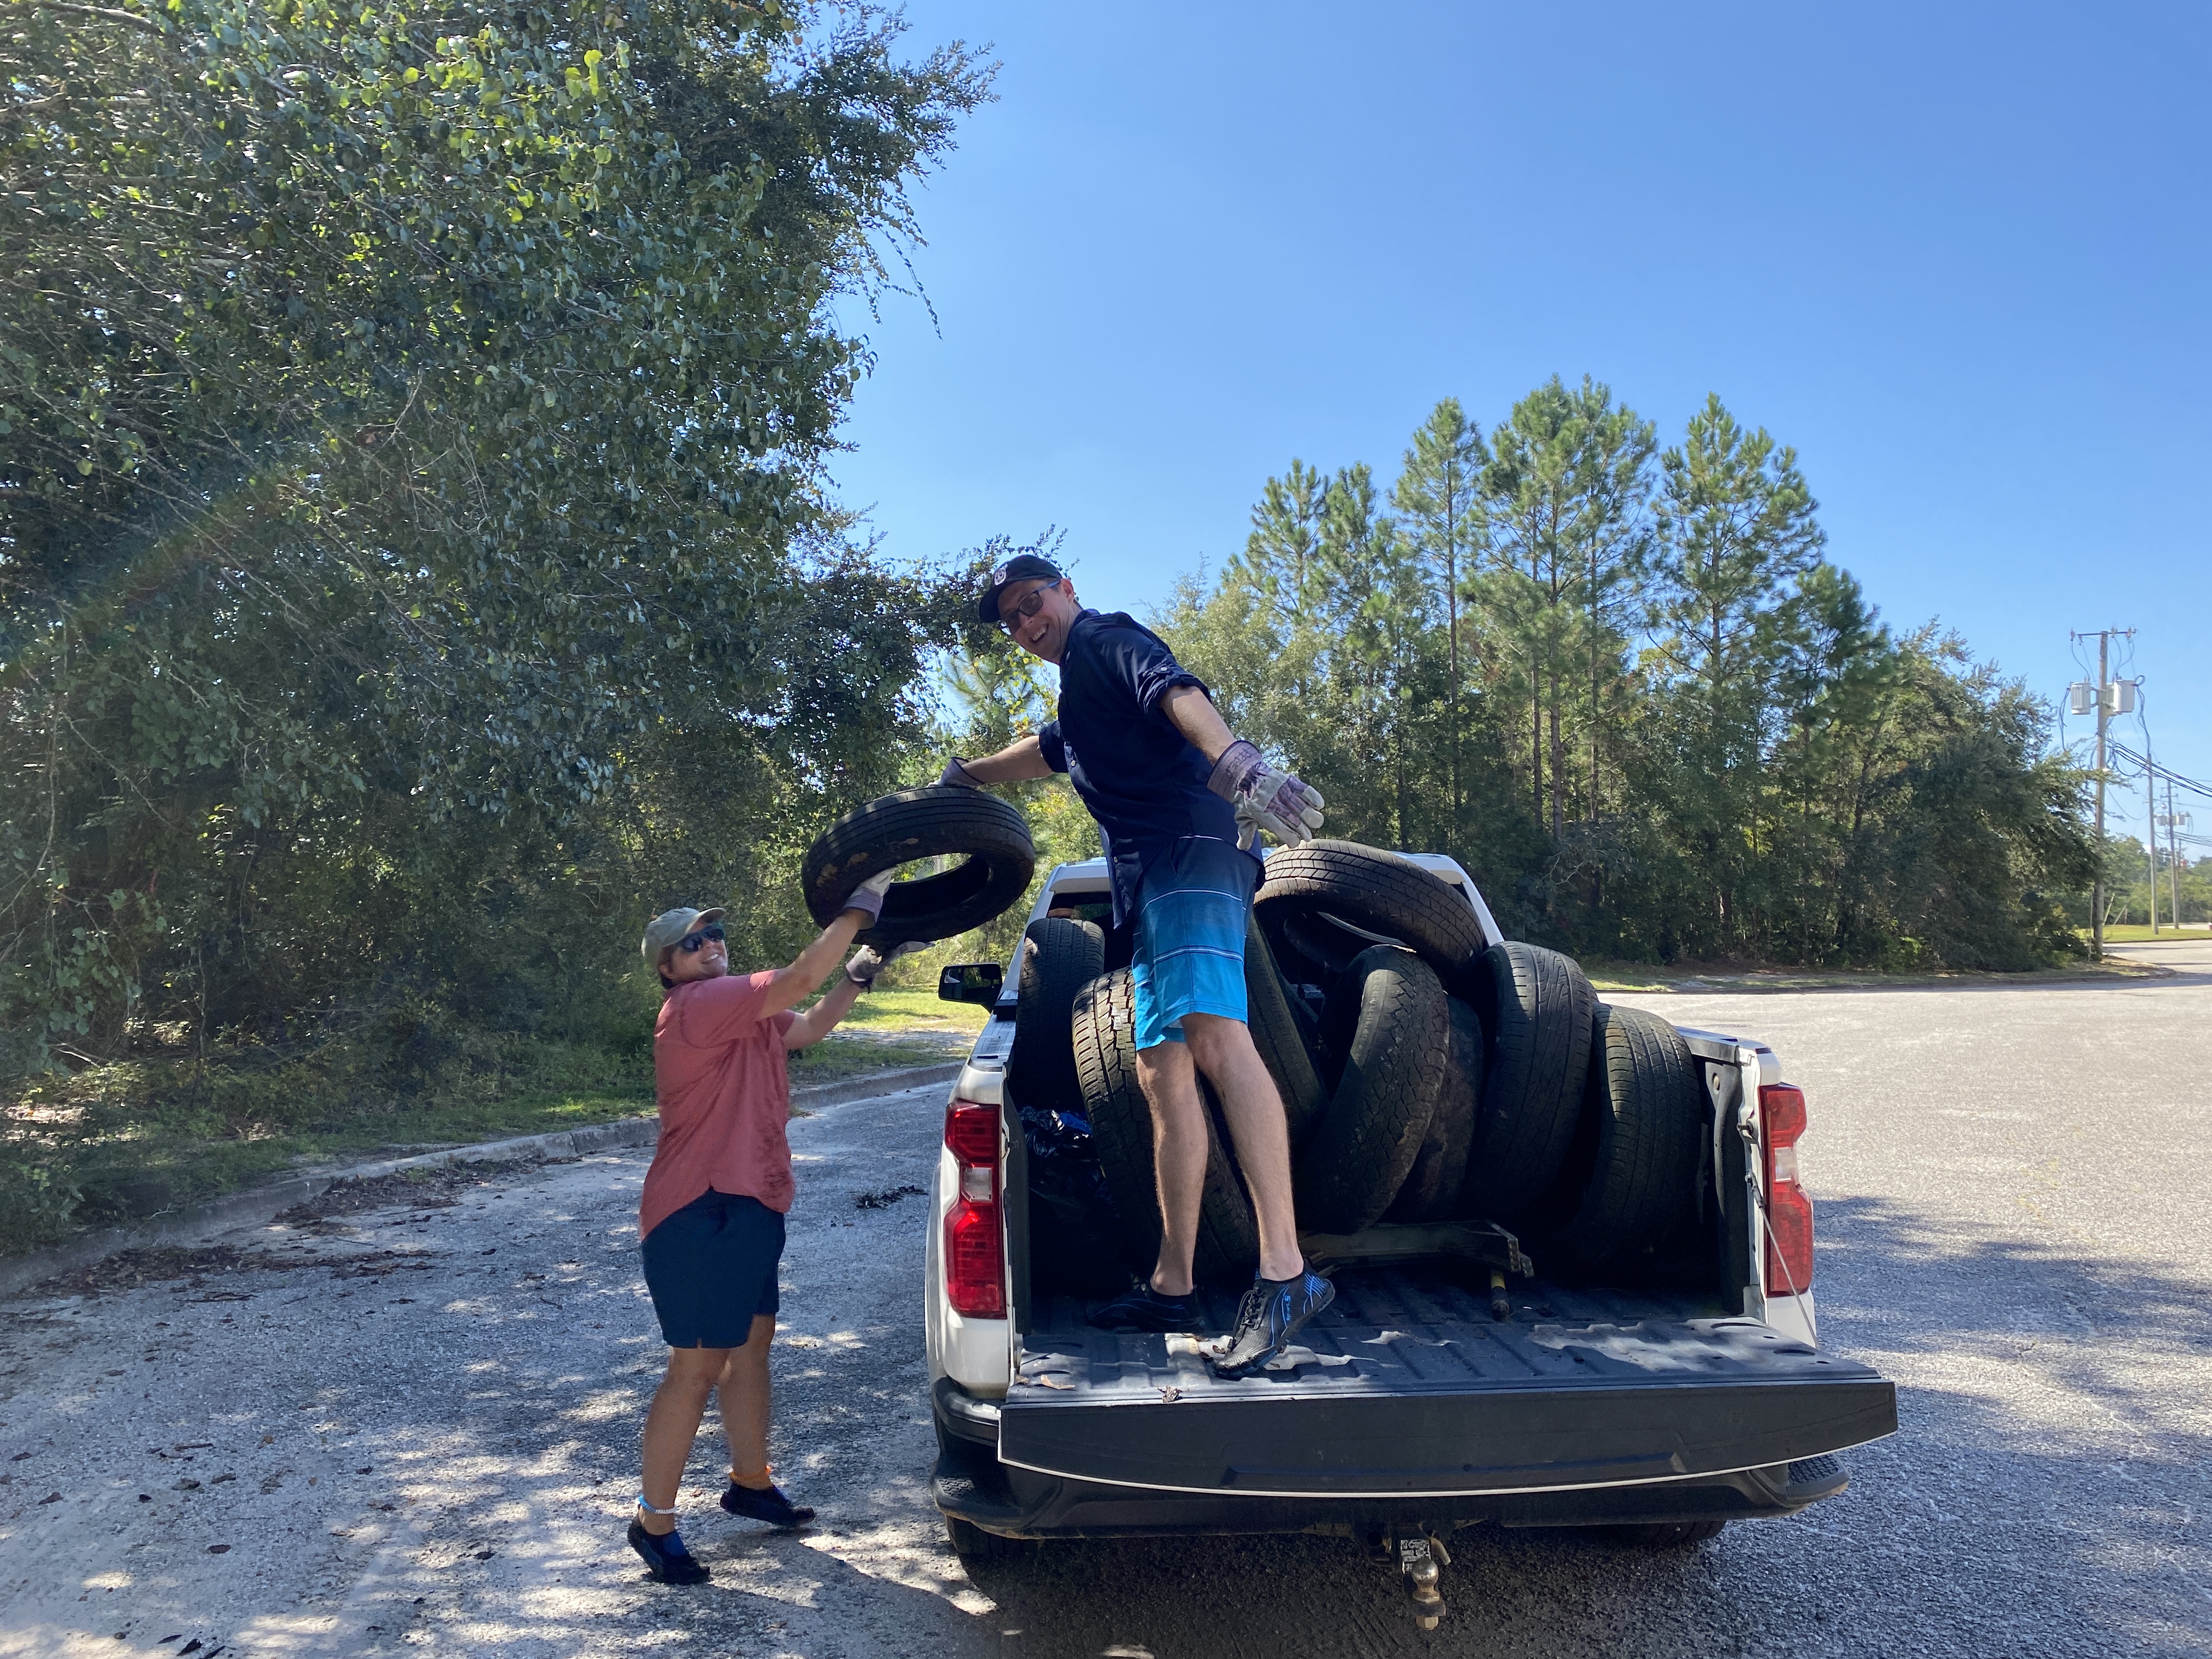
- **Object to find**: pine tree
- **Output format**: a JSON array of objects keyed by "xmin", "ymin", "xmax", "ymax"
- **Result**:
[
  {"xmin": 1649, "ymin": 393, "xmax": 1826, "ymax": 945},
  {"xmin": 1392, "ymin": 399, "xmax": 1487, "ymax": 820},
  {"xmin": 1478, "ymin": 376, "xmax": 1653, "ymax": 840}
]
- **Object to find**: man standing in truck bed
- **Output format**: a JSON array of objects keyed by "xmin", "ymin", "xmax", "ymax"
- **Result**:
[{"xmin": 938, "ymin": 553, "xmax": 1331, "ymax": 1376}]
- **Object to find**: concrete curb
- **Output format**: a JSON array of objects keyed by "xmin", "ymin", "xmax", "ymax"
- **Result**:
[{"xmin": 0, "ymin": 1062, "xmax": 962, "ymax": 1301}]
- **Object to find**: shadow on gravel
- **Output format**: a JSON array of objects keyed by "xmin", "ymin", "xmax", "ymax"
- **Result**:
[{"xmin": 935, "ymin": 1195, "xmax": 2212, "ymax": 1659}]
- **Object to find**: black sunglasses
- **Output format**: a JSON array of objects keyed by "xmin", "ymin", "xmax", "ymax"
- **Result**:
[
  {"xmin": 676, "ymin": 924, "xmax": 726, "ymax": 953},
  {"xmin": 998, "ymin": 585, "xmax": 1053, "ymax": 631}
]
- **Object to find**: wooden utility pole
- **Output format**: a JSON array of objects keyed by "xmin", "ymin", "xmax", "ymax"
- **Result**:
[
  {"xmin": 2146, "ymin": 720, "xmax": 2160, "ymax": 934},
  {"xmin": 2071, "ymin": 628, "xmax": 2136, "ymax": 962}
]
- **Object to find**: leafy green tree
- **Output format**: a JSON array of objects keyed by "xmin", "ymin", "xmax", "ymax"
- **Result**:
[{"xmin": 0, "ymin": 0, "xmax": 988, "ymax": 1239}]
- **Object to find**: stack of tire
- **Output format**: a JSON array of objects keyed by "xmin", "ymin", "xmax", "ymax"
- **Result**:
[{"xmin": 1015, "ymin": 841, "xmax": 1708, "ymax": 1286}]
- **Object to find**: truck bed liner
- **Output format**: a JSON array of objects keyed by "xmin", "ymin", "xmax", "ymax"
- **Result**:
[{"xmin": 1001, "ymin": 1267, "xmax": 1895, "ymax": 1499}]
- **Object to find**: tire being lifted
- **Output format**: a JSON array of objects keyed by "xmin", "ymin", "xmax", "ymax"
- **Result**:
[
  {"xmin": 1254, "ymin": 841, "xmax": 1487, "ymax": 981},
  {"xmin": 1294, "ymin": 945, "xmax": 1449, "ymax": 1235},
  {"xmin": 1456, "ymin": 941, "xmax": 1596, "ymax": 1226},
  {"xmin": 1071, "ymin": 968, "xmax": 1259, "ymax": 1284},
  {"xmin": 801, "ymin": 786, "xmax": 1035, "ymax": 949},
  {"xmin": 1007, "ymin": 918, "xmax": 1105, "ymax": 1110}
]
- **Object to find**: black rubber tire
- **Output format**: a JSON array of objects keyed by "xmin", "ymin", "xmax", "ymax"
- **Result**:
[
  {"xmin": 1255, "ymin": 840, "xmax": 1487, "ymax": 977},
  {"xmin": 1262, "ymin": 904, "xmax": 1389, "ymax": 986},
  {"xmin": 1384, "ymin": 994, "xmax": 1483, "ymax": 1223},
  {"xmin": 945, "ymin": 1515, "xmax": 1035, "ymax": 1563},
  {"xmin": 1007, "ymin": 918, "xmax": 1104, "ymax": 1109},
  {"xmin": 801, "ymin": 786, "xmax": 1035, "ymax": 949},
  {"xmin": 1543, "ymin": 1004, "xmax": 1705, "ymax": 1268},
  {"xmin": 1293, "ymin": 946, "xmax": 1449, "ymax": 1234},
  {"xmin": 1071, "ymin": 969, "xmax": 1259, "ymax": 1284},
  {"xmin": 1456, "ymin": 941, "xmax": 1596, "ymax": 1224},
  {"xmin": 1243, "ymin": 914, "xmax": 1328, "ymax": 1155}
]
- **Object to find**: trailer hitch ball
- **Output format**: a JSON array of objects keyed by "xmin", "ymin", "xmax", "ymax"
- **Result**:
[{"xmin": 1398, "ymin": 1534, "xmax": 1449, "ymax": 1630}]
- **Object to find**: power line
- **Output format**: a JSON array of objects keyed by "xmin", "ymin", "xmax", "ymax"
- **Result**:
[{"xmin": 2107, "ymin": 740, "xmax": 2212, "ymax": 805}]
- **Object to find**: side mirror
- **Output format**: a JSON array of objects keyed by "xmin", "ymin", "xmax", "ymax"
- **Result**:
[{"xmin": 938, "ymin": 962, "xmax": 1004, "ymax": 1006}]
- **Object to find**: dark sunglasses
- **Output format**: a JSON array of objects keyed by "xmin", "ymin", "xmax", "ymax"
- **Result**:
[
  {"xmin": 998, "ymin": 585, "xmax": 1053, "ymax": 631},
  {"xmin": 676, "ymin": 924, "xmax": 726, "ymax": 953}
]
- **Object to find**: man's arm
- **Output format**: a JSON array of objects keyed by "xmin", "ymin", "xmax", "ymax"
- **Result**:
[
  {"xmin": 1157, "ymin": 685, "xmax": 1235, "ymax": 763},
  {"xmin": 1159, "ymin": 687, "xmax": 1327, "ymax": 849},
  {"xmin": 942, "ymin": 732, "xmax": 1053, "ymax": 785}
]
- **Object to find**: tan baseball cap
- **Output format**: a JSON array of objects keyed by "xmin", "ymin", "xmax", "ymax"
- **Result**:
[{"xmin": 640, "ymin": 906, "xmax": 725, "ymax": 969}]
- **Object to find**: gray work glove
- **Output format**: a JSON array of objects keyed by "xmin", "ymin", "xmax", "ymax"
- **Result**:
[
  {"xmin": 840, "ymin": 868, "xmax": 900, "ymax": 925},
  {"xmin": 845, "ymin": 941, "xmax": 927, "ymax": 986},
  {"xmin": 1206, "ymin": 740, "xmax": 1325, "ymax": 850},
  {"xmin": 937, "ymin": 757, "xmax": 982, "ymax": 788}
]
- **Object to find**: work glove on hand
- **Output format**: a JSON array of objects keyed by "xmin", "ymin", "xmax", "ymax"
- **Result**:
[
  {"xmin": 841, "ymin": 868, "xmax": 900, "ymax": 926},
  {"xmin": 845, "ymin": 941, "xmax": 927, "ymax": 986},
  {"xmin": 1206, "ymin": 740, "xmax": 1326, "ymax": 850},
  {"xmin": 937, "ymin": 757, "xmax": 982, "ymax": 788}
]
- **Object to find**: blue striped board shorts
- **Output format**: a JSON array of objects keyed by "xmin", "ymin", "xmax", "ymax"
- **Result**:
[{"xmin": 1131, "ymin": 835, "xmax": 1260, "ymax": 1051}]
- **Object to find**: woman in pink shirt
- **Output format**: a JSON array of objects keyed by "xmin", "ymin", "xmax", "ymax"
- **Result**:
[{"xmin": 627, "ymin": 876, "xmax": 916, "ymax": 1585}]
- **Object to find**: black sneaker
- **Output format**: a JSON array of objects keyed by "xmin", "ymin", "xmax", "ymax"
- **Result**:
[
  {"xmin": 628, "ymin": 1518, "xmax": 710, "ymax": 1584},
  {"xmin": 720, "ymin": 1479, "xmax": 814, "ymax": 1529},
  {"xmin": 1209, "ymin": 1268, "xmax": 1335, "ymax": 1377},
  {"xmin": 1087, "ymin": 1282, "xmax": 1201, "ymax": 1333}
]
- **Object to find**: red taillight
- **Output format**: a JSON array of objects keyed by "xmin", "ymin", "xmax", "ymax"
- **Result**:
[
  {"xmin": 1759, "ymin": 1083, "xmax": 1815, "ymax": 1296},
  {"xmin": 943, "ymin": 1101, "xmax": 1005, "ymax": 1317}
]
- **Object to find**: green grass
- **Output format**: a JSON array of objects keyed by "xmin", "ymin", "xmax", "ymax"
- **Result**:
[
  {"xmin": 1, "ymin": 985, "xmax": 993, "ymax": 1259},
  {"xmin": 1579, "ymin": 953, "xmax": 2166, "ymax": 993},
  {"xmin": 2091, "ymin": 924, "xmax": 2211, "ymax": 944}
]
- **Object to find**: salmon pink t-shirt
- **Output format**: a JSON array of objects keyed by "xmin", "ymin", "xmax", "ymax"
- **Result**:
[{"xmin": 639, "ymin": 970, "xmax": 800, "ymax": 1240}]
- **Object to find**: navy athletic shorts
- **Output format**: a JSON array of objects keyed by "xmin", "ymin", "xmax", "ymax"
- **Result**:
[{"xmin": 640, "ymin": 1187, "xmax": 783, "ymax": 1349}]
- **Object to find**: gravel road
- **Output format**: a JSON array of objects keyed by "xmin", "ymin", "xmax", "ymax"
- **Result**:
[{"xmin": 4, "ymin": 940, "xmax": 2209, "ymax": 1658}]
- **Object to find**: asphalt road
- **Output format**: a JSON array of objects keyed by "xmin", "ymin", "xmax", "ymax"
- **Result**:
[{"xmin": 4, "ymin": 939, "xmax": 2209, "ymax": 1658}]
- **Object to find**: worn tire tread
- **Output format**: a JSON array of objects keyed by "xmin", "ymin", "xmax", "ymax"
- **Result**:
[
  {"xmin": 1071, "ymin": 969, "xmax": 1259, "ymax": 1284},
  {"xmin": 1457, "ymin": 941, "xmax": 1596, "ymax": 1223},
  {"xmin": 802, "ymin": 786, "xmax": 1035, "ymax": 947},
  {"xmin": 1008, "ymin": 918, "xmax": 1105, "ymax": 1109},
  {"xmin": 1255, "ymin": 840, "xmax": 1486, "ymax": 976},
  {"xmin": 1294, "ymin": 947, "xmax": 1449, "ymax": 1234}
]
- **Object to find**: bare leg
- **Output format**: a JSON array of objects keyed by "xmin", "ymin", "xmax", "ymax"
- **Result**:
[
  {"xmin": 1183, "ymin": 1012, "xmax": 1305, "ymax": 1282},
  {"xmin": 1133, "ymin": 1037, "xmax": 1209, "ymax": 1297},
  {"xmin": 715, "ymin": 1314, "xmax": 776, "ymax": 1482},
  {"xmin": 640, "ymin": 1345, "xmax": 734, "ymax": 1534}
]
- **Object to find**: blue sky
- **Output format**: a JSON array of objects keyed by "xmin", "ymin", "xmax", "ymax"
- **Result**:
[{"xmin": 827, "ymin": 3, "xmax": 2211, "ymax": 848}]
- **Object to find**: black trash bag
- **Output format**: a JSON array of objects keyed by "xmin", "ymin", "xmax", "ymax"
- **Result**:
[{"xmin": 1017, "ymin": 1101, "xmax": 1131, "ymax": 1294}]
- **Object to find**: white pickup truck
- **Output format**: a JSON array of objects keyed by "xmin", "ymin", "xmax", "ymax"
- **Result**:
[{"xmin": 921, "ymin": 854, "xmax": 1895, "ymax": 1623}]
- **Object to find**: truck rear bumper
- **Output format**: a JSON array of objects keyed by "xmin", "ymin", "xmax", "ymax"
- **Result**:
[{"xmin": 934, "ymin": 1378, "xmax": 1860, "ymax": 1539}]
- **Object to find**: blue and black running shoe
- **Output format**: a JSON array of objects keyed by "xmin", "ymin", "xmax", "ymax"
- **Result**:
[
  {"xmin": 628, "ymin": 1518, "xmax": 710, "ymax": 1584},
  {"xmin": 1088, "ymin": 1282, "xmax": 1201, "ymax": 1333},
  {"xmin": 1209, "ymin": 1267, "xmax": 1334, "ymax": 1376}
]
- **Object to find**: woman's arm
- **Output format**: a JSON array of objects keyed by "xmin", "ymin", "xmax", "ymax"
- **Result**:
[
  {"xmin": 758, "ymin": 911, "xmax": 867, "ymax": 1018},
  {"xmin": 782, "ymin": 972, "xmax": 865, "ymax": 1050}
]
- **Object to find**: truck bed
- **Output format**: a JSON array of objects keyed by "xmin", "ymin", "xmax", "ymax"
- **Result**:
[{"xmin": 999, "ymin": 1266, "xmax": 1894, "ymax": 1499}]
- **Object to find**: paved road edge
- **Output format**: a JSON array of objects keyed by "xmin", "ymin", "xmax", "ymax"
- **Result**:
[{"xmin": 0, "ymin": 1062, "xmax": 962, "ymax": 1301}]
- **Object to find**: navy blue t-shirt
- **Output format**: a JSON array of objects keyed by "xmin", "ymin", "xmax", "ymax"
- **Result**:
[{"xmin": 1036, "ymin": 610, "xmax": 1255, "ymax": 924}]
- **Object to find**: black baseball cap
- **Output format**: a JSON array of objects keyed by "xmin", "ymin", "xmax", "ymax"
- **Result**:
[{"xmin": 977, "ymin": 554, "xmax": 1065, "ymax": 623}]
